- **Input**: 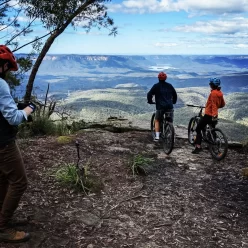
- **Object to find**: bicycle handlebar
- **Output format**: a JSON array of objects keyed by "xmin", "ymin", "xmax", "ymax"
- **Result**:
[{"xmin": 187, "ymin": 104, "xmax": 205, "ymax": 108}]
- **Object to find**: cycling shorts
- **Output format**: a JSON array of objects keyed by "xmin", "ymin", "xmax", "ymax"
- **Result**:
[{"xmin": 155, "ymin": 109, "xmax": 174, "ymax": 123}]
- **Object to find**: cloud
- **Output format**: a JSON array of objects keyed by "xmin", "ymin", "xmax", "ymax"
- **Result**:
[
  {"xmin": 155, "ymin": 42, "xmax": 179, "ymax": 47},
  {"xmin": 173, "ymin": 17, "xmax": 248, "ymax": 34},
  {"xmin": 234, "ymin": 44, "xmax": 248, "ymax": 49},
  {"xmin": 108, "ymin": 0, "xmax": 248, "ymax": 14}
]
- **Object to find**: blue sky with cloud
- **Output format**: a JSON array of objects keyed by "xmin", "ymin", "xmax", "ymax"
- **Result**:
[{"xmin": 12, "ymin": 0, "xmax": 248, "ymax": 55}]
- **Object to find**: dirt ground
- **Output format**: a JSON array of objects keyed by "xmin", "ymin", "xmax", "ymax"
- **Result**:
[{"xmin": 2, "ymin": 127, "xmax": 248, "ymax": 248}]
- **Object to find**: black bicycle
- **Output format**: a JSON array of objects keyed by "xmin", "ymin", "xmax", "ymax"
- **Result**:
[
  {"xmin": 187, "ymin": 104, "xmax": 228, "ymax": 161},
  {"xmin": 151, "ymin": 109, "xmax": 175, "ymax": 155}
]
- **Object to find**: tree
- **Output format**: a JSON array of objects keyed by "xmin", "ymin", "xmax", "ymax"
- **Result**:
[
  {"xmin": 19, "ymin": 0, "xmax": 117, "ymax": 102},
  {"xmin": 0, "ymin": 0, "xmax": 42, "ymax": 96}
]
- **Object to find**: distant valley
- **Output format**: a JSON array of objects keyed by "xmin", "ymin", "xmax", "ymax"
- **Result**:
[
  {"xmin": 16, "ymin": 54, "xmax": 248, "ymax": 142},
  {"xmin": 16, "ymin": 54, "xmax": 248, "ymax": 97}
]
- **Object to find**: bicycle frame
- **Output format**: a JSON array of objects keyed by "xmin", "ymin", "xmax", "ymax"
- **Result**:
[{"xmin": 187, "ymin": 104, "xmax": 228, "ymax": 160}]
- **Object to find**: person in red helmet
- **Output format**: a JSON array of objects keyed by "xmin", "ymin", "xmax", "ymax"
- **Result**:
[
  {"xmin": 0, "ymin": 45, "xmax": 36, "ymax": 242},
  {"xmin": 147, "ymin": 72, "xmax": 177, "ymax": 141}
]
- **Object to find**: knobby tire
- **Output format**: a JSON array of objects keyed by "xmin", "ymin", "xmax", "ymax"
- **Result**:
[
  {"xmin": 188, "ymin": 117, "xmax": 198, "ymax": 146},
  {"xmin": 162, "ymin": 122, "xmax": 175, "ymax": 155},
  {"xmin": 209, "ymin": 128, "xmax": 228, "ymax": 161}
]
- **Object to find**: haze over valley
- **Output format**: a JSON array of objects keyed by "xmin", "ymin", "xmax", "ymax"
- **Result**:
[{"xmin": 17, "ymin": 54, "xmax": 248, "ymax": 142}]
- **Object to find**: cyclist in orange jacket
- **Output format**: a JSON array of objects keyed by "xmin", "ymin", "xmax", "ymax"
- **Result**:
[{"xmin": 192, "ymin": 78, "xmax": 225, "ymax": 154}]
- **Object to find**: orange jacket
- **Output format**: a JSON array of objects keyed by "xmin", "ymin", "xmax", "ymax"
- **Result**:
[{"xmin": 205, "ymin": 89, "xmax": 225, "ymax": 117}]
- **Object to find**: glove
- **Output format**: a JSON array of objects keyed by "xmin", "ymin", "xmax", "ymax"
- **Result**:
[
  {"xmin": 17, "ymin": 102, "xmax": 28, "ymax": 110},
  {"xmin": 28, "ymin": 102, "xmax": 36, "ymax": 113},
  {"xmin": 17, "ymin": 102, "xmax": 36, "ymax": 113}
]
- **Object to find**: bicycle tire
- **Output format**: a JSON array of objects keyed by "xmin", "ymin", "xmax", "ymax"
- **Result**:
[
  {"xmin": 188, "ymin": 117, "xmax": 198, "ymax": 146},
  {"xmin": 150, "ymin": 113, "xmax": 156, "ymax": 139},
  {"xmin": 209, "ymin": 128, "xmax": 228, "ymax": 161},
  {"xmin": 161, "ymin": 122, "xmax": 175, "ymax": 155}
]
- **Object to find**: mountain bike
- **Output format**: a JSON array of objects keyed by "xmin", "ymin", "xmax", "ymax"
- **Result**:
[
  {"xmin": 187, "ymin": 104, "xmax": 228, "ymax": 161},
  {"xmin": 151, "ymin": 108, "xmax": 175, "ymax": 155}
]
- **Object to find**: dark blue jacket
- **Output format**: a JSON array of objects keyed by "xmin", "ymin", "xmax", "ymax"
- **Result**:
[{"xmin": 147, "ymin": 80, "xmax": 177, "ymax": 110}]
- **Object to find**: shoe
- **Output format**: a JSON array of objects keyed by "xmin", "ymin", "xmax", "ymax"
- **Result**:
[
  {"xmin": 154, "ymin": 137, "xmax": 159, "ymax": 142},
  {"xmin": 192, "ymin": 147, "xmax": 203, "ymax": 154},
  {"xmin": 8, "ymin": 217, "xmax": 28, "ymax": 227},
  {"xmin": 0, "ymin": 228, "xmax": 30, "ymax": 243}
]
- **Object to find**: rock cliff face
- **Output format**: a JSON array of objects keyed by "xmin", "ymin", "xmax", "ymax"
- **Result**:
[{"xmin": 10, "ymin": 128, "xmax": 248, "ymax": 248}]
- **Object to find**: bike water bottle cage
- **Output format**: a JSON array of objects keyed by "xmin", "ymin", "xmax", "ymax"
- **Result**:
[{"xmin": 209, "ymin": 78, "xmax": 221, "ymax": 87}]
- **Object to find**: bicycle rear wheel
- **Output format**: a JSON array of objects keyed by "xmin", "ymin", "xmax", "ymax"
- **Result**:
[
  {"xmin": 209, "ymin": 128, "xmax": 228, "ymax": 161},
  {"xmin": 161, "ymin": 122, "xmax": 175, "ymax": 155},
  {"xmin": 150, "ymin": 113, "xmax": 156, "ymax": 139},
  {"xmin": 188, "ymin": 117, "xmax": 198, "ymax": 146}
]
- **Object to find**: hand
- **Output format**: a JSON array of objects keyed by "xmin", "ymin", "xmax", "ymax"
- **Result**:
[
  {"xmin": 17, "ymin": 102, "xmax": 28, "ymax": 110},
  {"xmin": 28, "ymin": 102, "xmax": 36, "ymax": 113}
]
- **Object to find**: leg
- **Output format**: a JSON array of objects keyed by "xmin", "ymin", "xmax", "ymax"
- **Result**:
[
  {"xmin": 165, "ymin": 109, "xmax": 174, "ymax": 123},
  {"xmin": 154, "ymin": 110, "xmax": 162, "ymax": 140},
  {"xmin": 192, "ymin": 115, "xmax": 212, "ymax": 154},
  {"xmin": 155, "ymin": 119, "xmax": 160, "ymax": 132},
  {"xmin": 0, "ymin": 142, "xmax": 30, "ymax": 242},
  {"xmin": 0, "ymin": 172, "xmax": 8, "ymax": 211},
  {"xmin": 0, "ymin": 142, "xmax": 28, "ymax": 228}
]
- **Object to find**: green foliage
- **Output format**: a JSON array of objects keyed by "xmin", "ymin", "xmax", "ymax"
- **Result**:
[
  {"xmin": 27, "ymin": 116, "xmax": 56, "ymax": 136},
  {"xmin": 129, "ymin": 154, "xmax": 154, "ymax": 176},
  {"xmin": 20, "ymin": 0, "xmax": 117, "ymax": 35},
  {"xmin": 55, "ymin": 122, "xmax": 70, "ymax": 136},
  {"xmin": 5, "ymin": 56, "xmax": 33, "ymax": 94},
  {"xmin": 18, "ymin": 117, "xmax": 70, "ymax": 137},
  {"xmin": 55, "ymin": 163, "xmax": 84, "ymax": 190},
  {"xmin": 54, "ymin": 163, "xmax": 103, "ymax": 193},
  {"xmin": 70, "ymin": 119, "xmax": 87, "ymax": 132}
]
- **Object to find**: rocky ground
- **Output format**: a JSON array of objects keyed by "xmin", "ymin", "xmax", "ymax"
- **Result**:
[{"xmin": 2, "ymin": 126, "xmax": 248, "ymax": 248}]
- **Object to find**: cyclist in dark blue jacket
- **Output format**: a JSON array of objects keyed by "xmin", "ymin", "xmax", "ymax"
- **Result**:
[{"xmin": 147, "ymin": 72, "xmax": 177, "ymax": 141}]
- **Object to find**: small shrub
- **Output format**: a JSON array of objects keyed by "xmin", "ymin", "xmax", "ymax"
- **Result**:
[
  {"xmin": 71, "ymin": 120, "xmax": 86, "ymax": 132},
  {"xmin": 55, "ymin": 122, "xmax": 70, "ymax": 136},
  {"xmin": 129, "ymin": 154, "xmax": 155, "ymax": 176},
  {"xmin": 18, "ymin": 117, "xmax": 71, "ymax": 137},
  {"xmin": 54, "ymin": 163, "xmax": 103, "ymax": 193}
]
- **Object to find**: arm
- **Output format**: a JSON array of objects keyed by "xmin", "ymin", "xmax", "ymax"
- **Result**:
[
  {"xmin": 211, "ymin": 93, "xmax": 219, "ymax": 117},
  {"xmin": 147, "ymin": 85, "xmax": 156, "ymax": 103},
  {"xmin": 219, "ymin": 96, "xmax": 225, "ymax": 108},
  {"xmin": 0, "ymin": 80, "xmax": 31, "ymax": 125},
  {"xmin": 171, "ymin": 86, "xmax": 177, "ymax": 104}
]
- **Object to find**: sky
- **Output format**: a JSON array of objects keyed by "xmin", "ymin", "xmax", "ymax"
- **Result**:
[{"xmin": 5, "ymin": 0, "xmax": 248, "ymax": 55}]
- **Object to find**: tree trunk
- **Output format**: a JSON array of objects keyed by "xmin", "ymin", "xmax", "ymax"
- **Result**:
[
  {"xmin": 23, "ymin": 30, "xmax": 60, "ymax": 102},
  {"xmin": 23, "ymin": 0, "xmax": 95, "ymax": 102}
]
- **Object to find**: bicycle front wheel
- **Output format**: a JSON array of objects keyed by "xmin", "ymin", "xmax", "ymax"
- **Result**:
[
  {"xmin": 150, "ymin": 113, "xmax": 156, "ymax": 139},
  {"xmin": 188, "ymin": 117, "xmax": 198, "ymax": 146},
  {"xmin": 209, "ymin": 128, "xmax": 228, "ymax": 161},
  {"xmin": 161, "ymin": 122, "xmax": 175, "ymax": 155}
]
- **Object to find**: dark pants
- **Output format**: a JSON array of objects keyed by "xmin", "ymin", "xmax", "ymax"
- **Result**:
[
  {"xmin": 0, "ymin": 141, "xmax": 27, "ymax": 228},
  {"xmin": 195, "ymin": 114, "xmax": 213, "ymax": 145},
  {"xmin": 155, "ymin": 109, "xmax": 174, "ymax": 123}
]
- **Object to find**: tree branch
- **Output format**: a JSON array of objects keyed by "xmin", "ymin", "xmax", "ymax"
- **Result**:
[
  {"xmin": 13, "ymin": 31, "xmax": 53, "ymax": 52},
  {"xmin": 6, "ymin": 17, "xmax": 37, "ymax": 45}
]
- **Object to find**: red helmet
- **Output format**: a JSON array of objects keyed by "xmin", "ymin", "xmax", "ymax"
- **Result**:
[
  {"xmin": 158, "ymin": 72, "xmax": 167, "ymax": 80},
  {"xmin": 0, "ymin": 45, "xmax": 18, "ymax": 71}
]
